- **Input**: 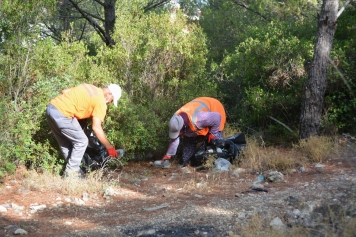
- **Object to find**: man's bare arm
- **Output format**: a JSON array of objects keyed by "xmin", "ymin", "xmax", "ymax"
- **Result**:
[{"xmin": 91, "ymin": 116, "xmax": 114, "ymax": 149}]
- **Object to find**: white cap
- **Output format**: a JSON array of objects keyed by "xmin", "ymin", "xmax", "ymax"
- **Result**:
[
  {"xmin": 168, "ymin": 115, "xmax": 184, "ymax": 139},
  {"xmin": 108, "ymin": 84, "xmax": 122, "ymax": 107}
]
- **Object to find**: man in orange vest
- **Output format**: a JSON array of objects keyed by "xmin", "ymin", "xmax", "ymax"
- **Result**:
[
  {"xmin": 161, "ymin": 97, "xmax": 226, "ymax": 169},
  {"xmin": 46, "ymin": 83, "xmax": 122, "ymax": 178}
]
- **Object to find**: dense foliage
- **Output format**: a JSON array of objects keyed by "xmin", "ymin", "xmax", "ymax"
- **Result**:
[{"xmin": 0, "ymin": 0, "xmax": 355, "ymax": 176}]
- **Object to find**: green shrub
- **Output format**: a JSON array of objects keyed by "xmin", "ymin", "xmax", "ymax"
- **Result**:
[
  {"xmin": 104, "ymin": 94, "xmax": 164, "ymax": 160},
  {"xmin": 219, "ymin": 22, "xmax": 313, "ymax": 141}
]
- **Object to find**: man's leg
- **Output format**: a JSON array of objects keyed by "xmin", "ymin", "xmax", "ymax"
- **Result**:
[
  {"xmin": 64, "ymin": 118, "xmax": 88, "ymax": 171},
  {"xmin": 46, "ymin": 104, "xmax": 88, "ymax": 171},
  {"xmin": 46, "ymin": 104, "xmax": 72, "ymax": 160}
]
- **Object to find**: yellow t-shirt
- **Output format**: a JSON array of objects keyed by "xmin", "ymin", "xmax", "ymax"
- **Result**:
[{"xmin": 50, "ymin": 84, "xmax": 107, "ymax": 122}]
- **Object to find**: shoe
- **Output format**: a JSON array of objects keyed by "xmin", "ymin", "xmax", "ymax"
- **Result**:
[{"xmin": 62, "ymin": 169, "xmax": 86, "ymax": 179}]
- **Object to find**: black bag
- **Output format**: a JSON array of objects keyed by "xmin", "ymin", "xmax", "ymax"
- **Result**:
[
  {"xmin": 191, "ymin": 133, "xmax": 247, "ymax": 167},
  {"xmin": 79, "ymin": 120, "xmax": 111, "ymax": 172},
  {"xmin": 82, "ymin": 128, "xmax": 111, "ymax": 171}
]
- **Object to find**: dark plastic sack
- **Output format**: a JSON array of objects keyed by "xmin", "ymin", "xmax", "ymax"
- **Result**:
[
  {"xmin": 191, "ymin": 133, "xmax": 247, "ymax": 167},
  {"xmin": 81, "ymin": 127, "xmax": 111, "ymax": 171},
  {"xmin": 78, "ymin": 119, "xmax": 111, "ymax": 172},
  {"xmin": 225, "ymin": 132, "xmax": 246, "ymax": 144}
]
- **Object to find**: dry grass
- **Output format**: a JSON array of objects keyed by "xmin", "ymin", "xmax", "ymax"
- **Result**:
[
  {"xmin": 240, "ymin": 135, "xmax": 340, "ymax": 172},
  {"xmin": 292, "ymin": 136, "xmax": 336, "ymax": 163},
  {"xmin": 241, "ymin": 136, "xmax": 300, "ymax": 172},
  {"xmin": 240, "ymin": 137, "xmax": 266, "ymax": 172},
  {"xmin": 19, "ymin": 168, "xmax": 120, "ymax": 197},
  {"xmin": 204, "ymin": 155, "xmax": 217, "ymax": 169},
  {"xmin": 262, "ymin": 147, "xmax": 299, "ymax": 171}
]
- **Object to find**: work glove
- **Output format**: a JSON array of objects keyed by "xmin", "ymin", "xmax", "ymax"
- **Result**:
[
  {"xmin": 107, "ymin": 147, "xmax": 118, "ymax": 158},
  {"xmin": 207, "ymin": 133, "xmax": 216, "ymax": 144},
  {"xmin": 161, "ymin": 154, "xmax": 171, "ymax": 163}
]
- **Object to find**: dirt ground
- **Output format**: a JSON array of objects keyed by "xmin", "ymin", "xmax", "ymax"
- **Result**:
[{"xmin": 0, "ymin": 148, "xmax": 356, "ymax": 237}]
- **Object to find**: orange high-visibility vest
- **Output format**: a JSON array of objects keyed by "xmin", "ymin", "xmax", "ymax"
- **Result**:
[{"xmin": 175, "ymin": 97, "xmax": 226, "ymax": 136}]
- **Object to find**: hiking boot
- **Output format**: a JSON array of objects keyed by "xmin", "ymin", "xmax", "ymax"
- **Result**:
[{"xmin": 62, "ymin": 169, "xmax": 86, "ymax": 179}]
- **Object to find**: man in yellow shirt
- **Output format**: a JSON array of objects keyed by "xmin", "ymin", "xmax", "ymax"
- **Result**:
[{"xmin": 46, "ymin": 83, "xmax": 122, "ymax": 178}]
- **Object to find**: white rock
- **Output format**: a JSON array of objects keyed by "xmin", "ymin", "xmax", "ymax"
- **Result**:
[
  {"xmin": 270, "ymin": 217, "xmax": 286, "ymax": 230},
  {"xmin": 104, "ymin": 187, "xmax": 115, "ymax": 196},
  {"xmin": 29, "ymin": 204, "xmax": 46, "ymax": 211},
  {"xmin": 82, "ymin": 192, "xmax": 89, "ymax": 202},
  {"xmin": 137, "ymin": 229, "xmax": 155, "ymax": 236},
  {"xmin": 14, "ymin": 228, "xmax": 28, "ymax": 235},
  {"xmin": 0, "ymin": 205, "xmax": 7, "ymax": 212},
  {"xmin": 11, "ymin": 203, "xmax": 25, "ymax": 211},
  {"xmin": 74, "ymin": 198, "xmax": 85, "ymax": 205}
]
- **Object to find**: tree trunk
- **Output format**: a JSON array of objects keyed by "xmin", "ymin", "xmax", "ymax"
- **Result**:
[
  {"xmin": 299, "ymin": 0, "xmax": 338, "ymax": 139},
  {"xmin": 104, "ymin": 0, "xmax": 116, "ymax": 47}
]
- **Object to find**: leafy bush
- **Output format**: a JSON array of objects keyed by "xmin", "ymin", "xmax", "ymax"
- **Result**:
[
  {"xmin": 219, "ymin": 22, "xmax": 313, "ymax": 140},
  {"xmin": 99, "ymin": 7, "xmax": 210, "ymax": 103},
  {"xmin": 104, "ymin": 93, "xmax": 166, "ymax": 161},
  {"xmin": 324, "ymin": 20, "xmax": 356, "ymax": 134}
]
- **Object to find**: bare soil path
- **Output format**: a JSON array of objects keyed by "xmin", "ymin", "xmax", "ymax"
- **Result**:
[{"xmin": 0, "ymin": 150, "xmax": 356, "ymax": 237}]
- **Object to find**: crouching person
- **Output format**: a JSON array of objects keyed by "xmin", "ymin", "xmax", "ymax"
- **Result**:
[{"xmin": 161, "ymin": 97, "xmax": 226, "ymax": 170}]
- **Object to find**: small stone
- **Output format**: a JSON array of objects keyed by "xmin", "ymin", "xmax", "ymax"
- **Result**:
[
  {"xmin": 29, "ymin": 204, "xmax": 46, "ymax": 211},
  {"xmin": 74, "ymin": 198, "xmax": 85, "ymax": 205},
  {"xmin": 0, "ymin": 205, "xmax": 7, "ymax": 212},
  {"xmin": 104, "ymin": 187, "xmax": 115, "ymax": 197},
  {"xmin": 196, "ymin": 182, "xmax": 207, "ymax": 188},
  {"xmin": 137, "ymin": 228, "xmax": 155, "ymax": 236},
  {"xmin": 181, "ymin": 167, "xmax": 191, "ymax": 174},
  {"xmin": 82, "ymin": 192, "xmax": 89, "ymax": 202},
  {"xmin": 270, "ymin": 217, "xmax": 286, "ymax": 230},
  {"xmin": 14, "ymin": 228, "xmax": 28, "ymax": 235}
]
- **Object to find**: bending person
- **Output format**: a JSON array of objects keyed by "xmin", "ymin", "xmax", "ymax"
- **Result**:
[
  {"xmin": 162, "ymin": 97, "xmax": 226, "ymax": 167},
  {"xmin": 46, "ymin": 83, "xmax": 122, "ymax": 178}
]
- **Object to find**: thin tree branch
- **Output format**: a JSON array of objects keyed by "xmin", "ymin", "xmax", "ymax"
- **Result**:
[
  {"xmin": 337, "ymin": 0, "xmax": 353, "ymax": 18},
  {"xmin": 41, "ymin": 22, "xmax": 62, "ymax": 41},
  {"xmin": 231, "ymin": 0, "xmax": 268, "ymax": 21},
  {"xmin": 143, "ymin": 0, "xmax": 170, "ymax": 13},
  {"xmin": 269, "ymin": 116, "xmax": 298, "ymax": 137},
  {"xmin": 79, "ymin": 8, "xmax": 104, "ymax": 21},
  {"xmin": 67, "ymin": 0, "xmax": 107, "ymax": 44},
  {"xmin": 78, "ymin": 20, "xmax": 87, "ymax": 41}
]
